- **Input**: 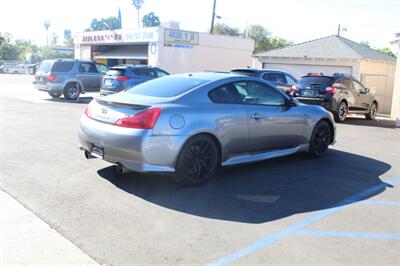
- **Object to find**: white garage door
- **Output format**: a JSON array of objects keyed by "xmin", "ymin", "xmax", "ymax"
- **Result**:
[{"xmin": 262, "ymin": 63, "xmax": 353, "ymax": 79}]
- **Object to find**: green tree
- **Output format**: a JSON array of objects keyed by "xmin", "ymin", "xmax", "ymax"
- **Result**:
[
  {"xmin": 376, "ymin": 47, "xmax": 396, "ymax": 57},
  {"xmin": 63, "ymin": 29, "xmax": 74, "ymax": 47},
  {"xmin": 44, "ymin": 20, "xmax": 51, "ymax": 46},
  {"xmin": 51, "ymin": 32, "xmax": 58, "ymax": 46},
  {"xmin": 142, "ymin": 12, "xmax": 160, "ymax": 27},
  {"xmin": 86, "ymin": 16, "xmax": 122, "ymax": 31},
  {"xmin": 213, "ymin": 22, "xmax": 241, "ymax": 37},
  {"xmin": 360, "ymin": 40, "xmax": 371, "ymax": 47},
  {"xmin": 246, "ymin": 24, "xmax": 292, "ymax": 53},
  {"xmin": 132, "ymin": 0, "xmax": 144, "ymax": 28},
  {"xmin": 0, "ymin": 33, "xmax": 19, "ymax": 60}
]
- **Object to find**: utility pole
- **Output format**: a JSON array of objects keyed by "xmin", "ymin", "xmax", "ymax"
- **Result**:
[
  {"xmin": 337, "ymin": 24, "xmax": 341, "ymax": 36},
  {"xmin": 210, "ymin": 0, "xmax": 217, "ymax": 34}
]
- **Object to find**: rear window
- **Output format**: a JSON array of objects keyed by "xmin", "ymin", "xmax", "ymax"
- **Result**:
[
  {"xmin": 38, "ymin": 61, "xmax": 53, "ymax": 73},
  {"xmin": 126, "ymin": 76, "xmax": 208, "ymax": 97},
  {"xmin": 298, "ymin": 76, "xmax": 333, "ymax": 86},
  {"xmin": 51, "ymin": 61, "xmax": 74, "ymax": 72},
  {"xmin": 230, "ymin": 70, "xmax": 256, "ymax": 77},
  {"xmin": 108, "ymin": 69, "xmax": 126, "ymax": 76}
]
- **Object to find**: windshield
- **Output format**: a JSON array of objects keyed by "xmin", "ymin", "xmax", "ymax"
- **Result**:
[
  {"xmin": 297, "ymin": 76, "xmax": 333, "ymax": 86},
  {"xmin": 126, "ymin": 75, "xmax": 208, "ymax": 97}
]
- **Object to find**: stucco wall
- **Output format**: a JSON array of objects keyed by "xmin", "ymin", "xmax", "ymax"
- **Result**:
[{"xmin": 359, "ymin": 60, "xmax": 396, "ymax": 114}]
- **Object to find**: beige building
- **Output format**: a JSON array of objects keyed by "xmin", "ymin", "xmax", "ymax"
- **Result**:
[
  {"xmin": 253, "ymin": 35, "xmax": 397, "ymax": 115},
  {"xmin": 391, "ymin": 33, "xmax": 400, "ymax": 126}
]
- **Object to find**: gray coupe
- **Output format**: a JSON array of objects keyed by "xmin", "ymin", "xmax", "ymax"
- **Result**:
[{"xmin": 78, "ymin": 72, "xmax": 336, "ymax": 185}]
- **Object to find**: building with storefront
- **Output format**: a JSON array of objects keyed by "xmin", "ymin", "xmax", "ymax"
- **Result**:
[{"xmin": 74, "ymin": 27, "xmax": 254, "ymax": 74}]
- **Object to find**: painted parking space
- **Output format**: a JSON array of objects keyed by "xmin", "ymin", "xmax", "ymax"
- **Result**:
[{"xmin": 207, "ymin": 177, "xmax": 400, "ymax": 266}]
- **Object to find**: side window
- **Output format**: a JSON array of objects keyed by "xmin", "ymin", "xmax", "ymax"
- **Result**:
[
  {"xmin": 132, "ymin": 69, "xmax": 148, "ymax": 77},
  {"xmin": 342, "ymin": 79, "xmax": 355, "ymax": 90},
  {"xmin": 285, "ymin": 75, "xmax": 297, "ymax": 86},
  {"xmin": 208, "ymin": 83, "xmax": 241, "ymax": 104},
  {"xmin": 155, "ymin": 69, "xmax": 168, "ymax": 78},
  {"xmin": 233, "ymin": 81, "xmax": 285, "ymax": 106},
  {"xmin": 79, "ymin": 63, "xmax": 97, "ymax": 73},
  {"xmin": 352, "ymin": 80, "xmax": 365, "ymax": 93},
  {"xmin": 262, "ymin": 72, "xmax": 287, "ymax": 84},
  {"xmin": 95, "ymin": 63, "xmax": 108, "ymax": 74}
]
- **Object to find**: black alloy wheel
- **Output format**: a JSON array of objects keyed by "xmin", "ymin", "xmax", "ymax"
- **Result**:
[
  {"xmin": 335, "ymin": 101, "xmax": 348, "ymax": 122},
  {"xmin": 309, "ymin": 121, "xmax": 331, "ymax": 157},
  {"xmin": 174, "ymin": 135, "xmax": 219, "ymax": 186},
  {"xmin": 366, "ymin": 102, "xmax": 377, "ymax": 120}
]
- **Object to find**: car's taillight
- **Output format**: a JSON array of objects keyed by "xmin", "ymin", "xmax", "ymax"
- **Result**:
[
  {"xmin": 46, "ymin": 74, "xmax": 57, "ymax": 81},
  {"xmin": 115, "ymin": 108, "xmax": 162, "ymax": 129},
  {"xmin": 290, "ymin": 85, "xmax": 297, "ymax": 93},
  {"xmin": 115, "ymin": 76, "xmax": 129, "ymax": 81},
  {"xmin": 325, "ymin": 86, "xmax": 337, "ymax": 94},
  {"xmin": 83, "ymin": 100, "xmax": 95, "ymax": 118}
]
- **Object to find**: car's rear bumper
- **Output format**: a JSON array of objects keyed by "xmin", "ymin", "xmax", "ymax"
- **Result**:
[
  {"xmin": 78, "ymin": 115, "xmax": 184, "ymax": 173},
  {"xmin": 33, "ymin": 81, "xmax": 64, "ymax": 93}
]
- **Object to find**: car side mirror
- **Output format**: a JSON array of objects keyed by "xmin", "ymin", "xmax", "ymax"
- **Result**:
[
  {"xmin": 365, "ymin": 88, "xmax": 370, "ymax": 94},
  {"xmin": 244, "ymin": 96, "xmax": 257, "ymax": 104}
]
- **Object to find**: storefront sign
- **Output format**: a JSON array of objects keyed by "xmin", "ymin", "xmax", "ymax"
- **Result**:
[
  {"xmin": 77, "ymin": 29, "xmax": 157, "ymax": 44},
  {"xmin": 164, "ymin": 29, "xmax": 199, "ymax": 45}
]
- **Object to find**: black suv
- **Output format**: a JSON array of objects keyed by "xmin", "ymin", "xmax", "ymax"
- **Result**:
[
  {"xmin": 230, "ymin": 68, "xmax": 297, "ymax": 94},
  {"xmin": 291, "ymin": 73, "xmax": 378, "ymax": 122},
  {"xmin": 100, "ymin": 65, "xmax": 169, "ymax": 96}
]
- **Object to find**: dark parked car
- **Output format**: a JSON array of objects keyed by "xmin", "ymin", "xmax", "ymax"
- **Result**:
[
  {"xmin": 230, "ymin": 68, "xmax": 297, "ymax": 94},
  {"xmin": 33, "ymin": 59, "xmax": 109, "ymax": 100},
  {"xmin": 291, "ymin": 73, "xmax": 378, "ymax": 122},
  {"xmin": 100, "ymin": 65, "xmax": 169, "ymax": 96}
]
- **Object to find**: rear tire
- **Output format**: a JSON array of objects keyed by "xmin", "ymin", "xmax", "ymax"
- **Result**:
[
  {"xmin": 365, "ymin": 102, "xmax": 377, "ymax": 120},
  {"xmin": 334, "ymin": 101, "xmax": 347, "ymax": 123},
  {"xmin": 48, "ymin": 92, "xmax": 61, "ymax": 98},
  {"xmin": 308, "ymin": 121, "xmax": 331, "ymax": 157},
  {"xmin": 63, "ymin": 83, "xmax": 79, "ymax": 100},
  {"xmin": 173, "ymin": 135, "xmax": 219, "ymax": 186}
]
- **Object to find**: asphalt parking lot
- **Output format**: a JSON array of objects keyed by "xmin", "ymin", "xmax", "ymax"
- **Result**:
[{"xmin": 1, "ymin": 74, "xmax": 399, "ymax": 265}]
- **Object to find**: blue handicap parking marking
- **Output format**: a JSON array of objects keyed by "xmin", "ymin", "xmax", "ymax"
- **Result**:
[
  {"xmin": 295, "ymin": 230, "xmax": 400, "ymax": 240},
  {"xmin": 206, "ymin": 177, "xmax": 400, "ymax": 266}
]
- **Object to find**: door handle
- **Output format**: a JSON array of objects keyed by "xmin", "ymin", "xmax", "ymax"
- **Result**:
[{"xmin": 251, "ymin": 113, "xmax": 263, "ymax": 120}]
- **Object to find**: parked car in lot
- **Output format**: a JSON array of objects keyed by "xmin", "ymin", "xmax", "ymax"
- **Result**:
[
  {"xmin": 230, "ymin": 68, "xmax": 297, "ymax": 95},
  {"xmin": 78, "ymin": 72, "xmax": 336, "ymax": 186},
  {"xmin": 100, "ymin": 65, "xmax": 169, "ymax": 96},
  {"xmin": 290, "ymin": 73, "xmax": 378, "ymax": 122},
  {"xmin": 33, "ymin": 59, "xmax": 109, "ymax": 100},
  {"xmin": 4, "ymin": 64, "xmax": 27, "ymax": 74}
]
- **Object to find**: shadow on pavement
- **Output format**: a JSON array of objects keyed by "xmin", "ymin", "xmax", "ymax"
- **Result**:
[
  {"xmin": 44, "ymin": 96, "xmax": 94, "ymax": 104},
  {"xmin": 97, "ymin": 149, "xmax": 391, "ymax": 224},
  {"xmin": 343, "ymin": 117, "xmax": 396, "ymax": 128}
]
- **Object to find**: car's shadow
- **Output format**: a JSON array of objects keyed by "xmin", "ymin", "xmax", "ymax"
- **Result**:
[
  {"xmin": 343, "ymin": 117, "xmax": 396, "ymax": 128},
  {"xmin": 97, "ymin": 149, "xmax": 391, "ymax": 224},
  {"xmin": 44, "ymin": 96, "xmax": 94, "ymax": 104}
]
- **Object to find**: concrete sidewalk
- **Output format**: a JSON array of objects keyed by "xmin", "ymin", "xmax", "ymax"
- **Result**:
[{"xmin": 0, "ymin": 190, "xmax": 99, "ymax": 266}]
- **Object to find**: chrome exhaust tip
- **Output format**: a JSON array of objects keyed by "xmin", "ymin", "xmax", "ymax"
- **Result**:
[{"xmin": 84, "ymin": 150, "xmax": 95, "ymax": 159}]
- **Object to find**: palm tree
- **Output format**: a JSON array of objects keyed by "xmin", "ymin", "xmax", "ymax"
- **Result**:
[
  {"xmin": 132, "ymin": 0, "xmax": 144, "ymax": 28},
  {"xmin": 44, "ymin": 21, "xmax": 51, "ymax": 46}
]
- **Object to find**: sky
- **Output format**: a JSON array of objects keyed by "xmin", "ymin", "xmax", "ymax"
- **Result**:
[{"xmin": 1, "ymin": 0, "xmax": 399, "ymax": 52}]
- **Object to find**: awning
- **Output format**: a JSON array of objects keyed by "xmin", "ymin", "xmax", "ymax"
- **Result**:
[{"xmin": 94, "ymin": 45, "xmax": 148, "ymax": 60}]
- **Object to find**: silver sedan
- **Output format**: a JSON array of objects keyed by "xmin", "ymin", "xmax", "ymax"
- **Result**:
[{"xmin": 78, "ymin": 73, "xmax": 336, "ymax": 185}]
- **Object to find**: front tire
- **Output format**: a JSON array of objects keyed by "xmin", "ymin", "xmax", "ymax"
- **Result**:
[
  {"xmin": 365, "ymin": 102, "xmax": 377, "ymax": 120},
  {"xmin": 173, "ymin": 135, "xmax": 219, "ymax": 186},
  {"xmin": 63, "ymin": 83, "xmax": 79, "ymax": 100},
  {"xmin": 334, "ymin": 101, "xmax": 348, "ymax": 122},
  {"xmin": 308, "ymin": 121, "xmax": 331, "ymax": 157}
]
